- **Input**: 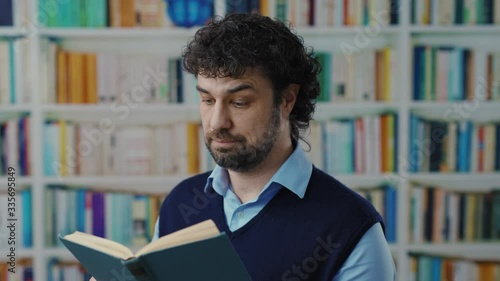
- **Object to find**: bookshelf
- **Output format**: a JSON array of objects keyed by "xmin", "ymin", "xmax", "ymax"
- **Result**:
[{"xmin": 1, "ymin": 0, "xmax": 500, "ymax": 280}]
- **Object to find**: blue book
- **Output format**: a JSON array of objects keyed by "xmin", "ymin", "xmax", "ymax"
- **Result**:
[
  {"xmin": 384, "ymin": 186, "xmax": 397, "ymax": 243},
  {"xmin": 457, "ymin": 121, "xmax": 472, "ymax": 172},
  {"xmin": 0, "ymin": 0, "xmax": 13, "ymax": 26},
  {"xmin": 59, "ymin": 220, "xmax": 252, "ymax": 281},
  {"xmin": 21, "ymin": 189, "xmax": 33, "ymax": 247}
]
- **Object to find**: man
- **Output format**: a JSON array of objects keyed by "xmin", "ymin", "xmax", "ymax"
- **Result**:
[
  {"xmin": 157, "ymin": 13, "xmax": 395, "ymax": 281},
  {"xmin": 92, "ymin": 13, "xmax": 395, "ymax": 281}
]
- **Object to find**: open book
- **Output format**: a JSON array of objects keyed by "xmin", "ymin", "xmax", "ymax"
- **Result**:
[{"xmin": 59, "ymin": 220, "xmax": 252, "ymax": 281}]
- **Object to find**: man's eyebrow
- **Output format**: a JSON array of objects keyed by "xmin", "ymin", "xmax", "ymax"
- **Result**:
[{"xmin": 196, "ymin": 84, "xmax": 255, "ymax": 94}]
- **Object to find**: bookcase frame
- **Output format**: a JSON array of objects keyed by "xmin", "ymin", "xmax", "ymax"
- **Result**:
[{"xmin": 1, "ymin": 0, "xmax": 500, "ymax": 280}]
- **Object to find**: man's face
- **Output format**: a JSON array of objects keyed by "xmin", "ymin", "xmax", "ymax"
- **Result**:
[{"xmin": 197, "ymin": 69, "xmax": 282, "ymax": 173}]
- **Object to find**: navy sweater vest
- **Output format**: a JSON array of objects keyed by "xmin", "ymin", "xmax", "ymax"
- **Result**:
[{"xmin": 159, "ymin": 167, "xmax": 384, "ymax": 281}]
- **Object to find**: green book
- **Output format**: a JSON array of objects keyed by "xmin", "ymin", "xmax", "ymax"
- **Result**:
[{"xmin": 58, "ymin": 220, "xmax": 252, "ymax": 281}]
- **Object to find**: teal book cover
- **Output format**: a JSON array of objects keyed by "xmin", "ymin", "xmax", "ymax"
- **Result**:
[{"xmin": 58, "ymin": 220, "xmax": 252, "ymax": 281}]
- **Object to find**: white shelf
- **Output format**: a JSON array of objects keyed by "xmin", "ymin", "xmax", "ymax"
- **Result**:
[
  {"xmin": 334, "ymin": 173, "xmax": 400, "ymax": 188},
  {"xmin": 42, "ymin": 104, "xmax": 201, "ymax": 124},
  {"xmin": 297, "ymin": 25, "xmax": 400, "ymax": 36},
  {"xmin": 42, "ymin": 175, "xmax": 185, "ymax": 194},
  {"xmin": 0, "ymin": 27, "xmax": 27, "ymax": 37},
  {"xmin": 315, "ymin": 102, "xmax": 399, "ymax": 120},
  {"xmin": 408, "ymin": 243, "xmax": 500, "ymax": 261},
  {"xmin": 0, "ymin": 176, "xmax": 33, "ymax": 187},
  {"xmin": 38, "ymin": 27, "xmax": 199, "ymax": 39},
  {"xmin": 410, "ymin": 101, "xmax": 500, "ymax": 122},
  {"xmin": 408, "ymin": 173, "xmax": 500, "ymax": 191},
  {"xmin": 410, "ymin": 25, "xmax": 500, "ymax": 34},
  {"xmin": 0, "ymin": 249, "xmax": 35, "ymax": 261}
]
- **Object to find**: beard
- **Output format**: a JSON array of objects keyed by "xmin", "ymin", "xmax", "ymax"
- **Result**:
[{"xmin": 204, "ymin": 107, "xmax": 281, "ymax": 173}]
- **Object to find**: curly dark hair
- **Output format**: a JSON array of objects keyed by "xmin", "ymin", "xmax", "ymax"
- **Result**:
[{"xmin": 182, "ymin": 13, "xmax": 321, "ymax": 143}]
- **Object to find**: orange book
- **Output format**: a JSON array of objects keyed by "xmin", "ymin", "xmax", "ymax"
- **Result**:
[
  {"xmin": 121, "ymin": 0, "xmax": 136, "ymax": 27},
  {"xmin": 478, "ymin": 262, "xmax": 496, "ymax": 281},
  {"xmin": 109, "ymin": 0, "xmax": 121, "ymax": 27},
  {"xmin": 57, "ymin": 51, "xmax": 68, "ymax": 103},
  {"xmin": 85, "ymin": 54, "xmax": 98, "ymax": 104},
  {"xmin": 260, "ymin": 0, "xmax": 268, "ymax": 16},
  {"xmin": 186, "ymin": 123, "xmax": 200, "ymax": 174},
  {"xmin": 68, "ymin": 53, "xmax": 85, "ymax": 104},
  {"xmin": 383, "ymin": 48, "xmax": 391, "ymax": 101}
]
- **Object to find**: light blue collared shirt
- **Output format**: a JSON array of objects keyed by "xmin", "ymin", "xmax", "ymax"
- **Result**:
[{"xmin": 153, "ymin": 145, "xmax": 396, "ymax": 280}]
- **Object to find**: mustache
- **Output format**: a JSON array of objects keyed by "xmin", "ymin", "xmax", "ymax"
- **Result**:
[{"xmin": 207, "ymin": 130, "xmax": 245, "ymax": 142}]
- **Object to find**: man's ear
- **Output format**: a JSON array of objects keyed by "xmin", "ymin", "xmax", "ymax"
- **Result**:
[{"xmin": 281, "ymin": 84, "xmax": 300, "ymax": 116}]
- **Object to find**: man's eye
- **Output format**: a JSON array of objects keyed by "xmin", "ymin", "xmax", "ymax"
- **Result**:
[
  {"xmin": 202, "ymin": 99, "xmax": 214, "ymax": 105},
  {"xmin": 233, "ymin": 101, "xmax": 247, "ymax": 108}
]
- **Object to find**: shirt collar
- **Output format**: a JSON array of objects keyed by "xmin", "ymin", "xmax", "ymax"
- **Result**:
[{"xmin": 204, "ymin": 143, "xmax": 313, "ymax": 199}]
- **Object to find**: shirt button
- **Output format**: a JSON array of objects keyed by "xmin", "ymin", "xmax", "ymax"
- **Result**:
[{"xmin": 237, "ymin": 212, "xmax": 244, "ymax": 218}]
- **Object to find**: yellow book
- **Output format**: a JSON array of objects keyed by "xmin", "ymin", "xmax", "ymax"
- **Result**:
[
  {"xmin": 57, "ymin": 51, "xmax": 68, "ymax": 104},
  {"xmin": 260, "ymin": 0, "xmax": 269, "ymax": 16},
  {"xmin": 85, "ymin": 53, "xmax": 98, "ymax": 104},
  {"xmin": 383, "ymin": 48, "xmax": 391, "ymax": 101},
  {"xmin": 68, "ymin": 53, "xmax": 85, "ymax": 104},
  {"xmin": 121, "ymin": 0, "xmax": 136, "ymax": 27},
  {"xmin": 186, "ymin": 123, "xmax": 200, "ymax": 174}
]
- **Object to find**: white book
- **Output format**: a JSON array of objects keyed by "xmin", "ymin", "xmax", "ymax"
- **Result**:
[
  {"xmin": 314, "ymin": 0, "xmax": 328, "ymax": 27},
  {"xmin": 47, "ymin": 41, "xmax": 58, "ymax": 104},
  {"xmin": 335, "ymin": 0, "xmax": 343, "ymax": 26},
  {"xmin": 0, "ymin": 41, "xmax": 11, "ymax": 104},
  {"xmin": 105, "ymin": 193, "xmax": 113, "ymax": 240},
  {"xmin": 412, "ymin": 187, "xmax": 424, "ymax": 243},
  {"xmin": 431, "ymin": 0, "xmax": 439, "ymax": 25},
  {"xmin": 55, "ymin": 189, "xmax": 68, "ymax": 246},
  {"xmin": 474, "ymin": 49, "xmax": 488, "ymax": 102},
  {"xmin": 483, "ymin": 124, "xmax": 495, "ymax": 172},
  {"xmin": 362, "ymin": 51, "xmax": 376, "ymax": 101},
  {"xmin": 13, "ymin": 40, "xmax": 24, "ymax": 104},
  {"xmin": 64, "ymin": 123, "xmax": 77, "ymax": 176},
  {"xmin": 174, "ymin": 123, "xmax": 188, "ymax": 174},
  {"xmin": 213, "ymin": 0, "xmax": 226, "ymax": 17},
  {"xmin": 492, "ymin": 53, "xmax": 500, "ymax": 100},
  {"xmin": 496, "ymin": 0, "xmax": 500, "ymax": 24},
  {"xmin": 448, "ymin": 192, "xmax": 459, "ymax": 242}
]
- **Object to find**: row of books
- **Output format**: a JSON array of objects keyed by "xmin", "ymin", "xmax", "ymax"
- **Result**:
[
  {"xmin": 305, "ymin": 113, "xmax": 398, "ymax": 174},
  {"xmin": 43, "ymin": 121, "xmax": 214, "ymax": 177},
  {"xmin": 0, "ymin": 38, "xmax": 30, "ymax": 105},
  {"xmin": 0, "ymin": 189, "xmax": 33, "ymax": 247},
  {"xmin": 38, "ymin": 0, "xmax": 170, "ymax": 28},
  {"xmin": 412, "ymin": 0, "xmax": 500, "ymax": 25},
  {"xmin": 48, "ymin": 259, "xmax": 90, "ymax": 281},
  {"xmin": 409, "ymin": 186, "xmax": 500, "ymax": 243},
  {"xmin": 410, "ymin": 253, "xmax": 500, "ymax": 281},
  {"xmin": 316, "ymin": 48, "xmax": 397, "ymax": 102},
  {"xmin": 0, "ymin": 116, "xmax": 31, "ymax": 176},
  {"xmin": 413, "ymin": 46, "xmax": 500, "ymax": 101},
  {"xmin": 45, "ymin": 186, "xmax": 164, "ymax": 247},
  {"xmin": 409, "ymin": 116, "xmax": 500, "ymax": 173},
  {"xmin": 223, "ymin": 0, "xmax": 399, "ymax": 27},
  {"xmin": 356, "ymin": 185, "xmax": 397, "ymax": 242},
  {"xmin": 40, "ymin": 40, "xmax": 197, "ymax": 105},
  {"xmin": 0, "ymin": 262, "xmax": 32, "ymax": 281}
]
